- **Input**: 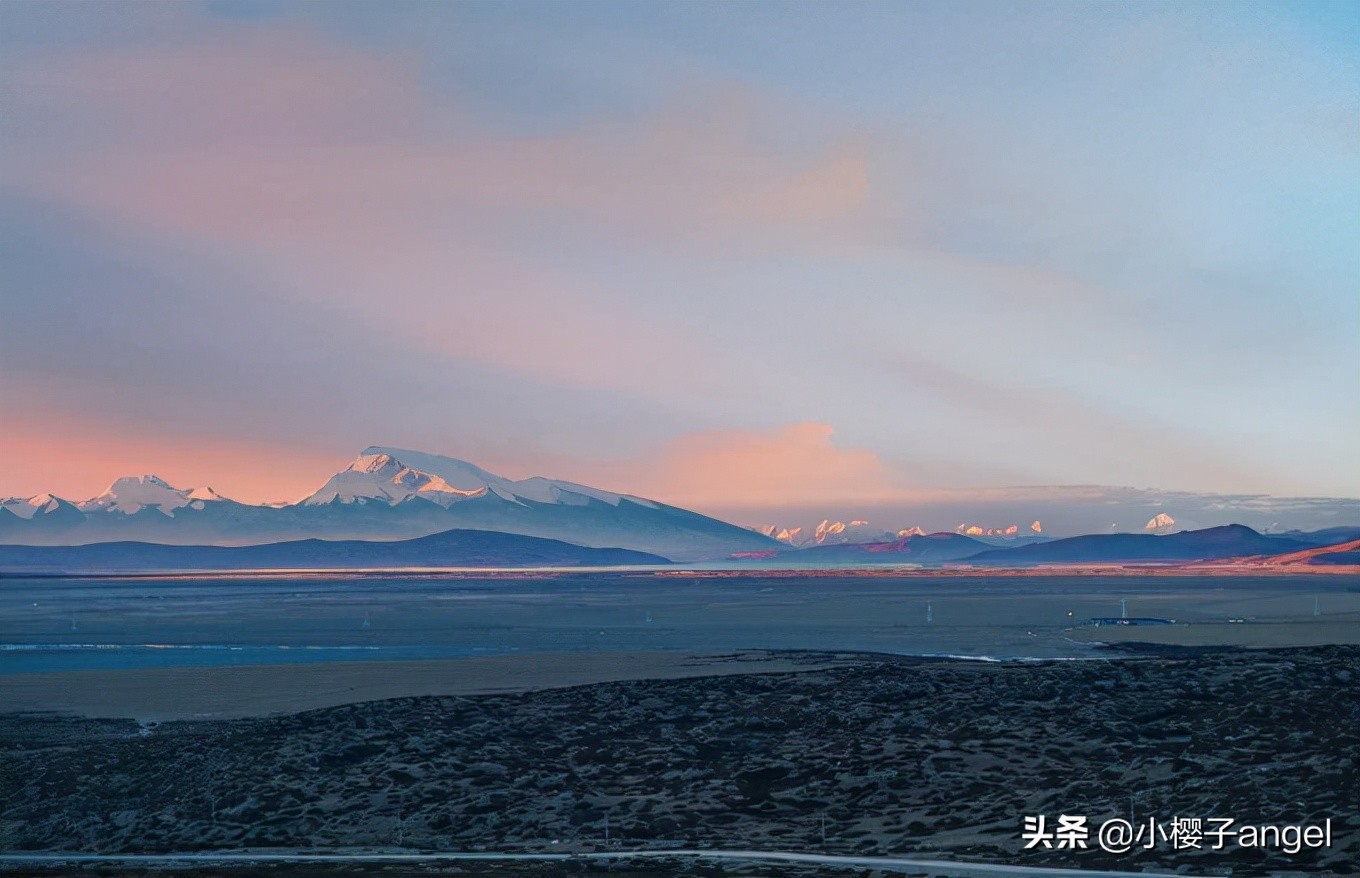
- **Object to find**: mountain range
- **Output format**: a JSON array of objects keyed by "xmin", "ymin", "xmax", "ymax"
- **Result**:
[
  {"xmin": 729, "ymin": 524, "xmax": 1357, "ymax": 568},
  {"xmin": 5, "ymin": 447, "xmax": 1358, "ymax": 569},
  {"xmin": 0, "ymin": 528, "xmax": 667, "ymax": 574},
  {"xmin": 2, "ymin": 519, "xmax": 1355, "ymax": 574},
  {"xmin": 0, "ymin": 447, "xmax": 777, "ymax": 561},
  {"xmin": 752, "ymin": 519, "xmax": 1052, "ymax": 550},
  {"xmin": 963, "ymin": 524, "xmax": 1319, "ymax": 566}
]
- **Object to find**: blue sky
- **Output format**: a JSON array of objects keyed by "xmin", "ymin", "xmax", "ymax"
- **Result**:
[{"xmin": 1, "ymin": 0, "xmax": 1357, "ymax": 522}]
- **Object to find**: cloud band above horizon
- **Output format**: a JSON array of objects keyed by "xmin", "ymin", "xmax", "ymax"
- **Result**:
[{"xmin": 2, "ymin": 1, "xmax": 1357, "ymax": 517}]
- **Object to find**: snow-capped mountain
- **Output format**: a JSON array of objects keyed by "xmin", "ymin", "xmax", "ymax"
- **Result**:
[
  {"xmin": 1144, "ymin": 512, "xmax": 1176, "ymax": 532},
  {"xmin": 0, "ymin": 493, "xmax": 82, "ymax": 520},
  {"xmin": 77, "ymin": 475, "xmax": 231, "ymax": 515},
  {"xmin": 755, "ymin": 519, "xmax": 924, "ymax": 547},
  {"xmin": 0, "ymin": 447, "xmax": 778, "ymax": 561},
  {"xmin": 303, "ymin": 447, "xmax": 657, "ymax": 510},
  {"xmin": 751, "ymin": 517, "xmax": 1052, "ymax": 549}
]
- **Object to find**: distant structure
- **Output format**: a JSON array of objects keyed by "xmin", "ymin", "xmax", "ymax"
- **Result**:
[
  {"xmin": 1030, "ymin": 520, "xmax": 1042, "ymax": 534},
  {"xmin": 1090, "ymin": 600, "xmax": 1179, "ymax": 626},
  {"xmin": 926, "ymin": 602, "xmax": 933, "ymax": 624}
]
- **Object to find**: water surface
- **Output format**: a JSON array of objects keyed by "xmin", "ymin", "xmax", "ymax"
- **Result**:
[{"xmin": 3, "ymin": 572, "xmax": 1356, "ymax": 673}]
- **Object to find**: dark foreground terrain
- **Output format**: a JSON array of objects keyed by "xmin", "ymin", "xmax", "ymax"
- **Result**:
[{"xmin": 2, "ymin": 646, "xmax": 1357, "ymax": 876}]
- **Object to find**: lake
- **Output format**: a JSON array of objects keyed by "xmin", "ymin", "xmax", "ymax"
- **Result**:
[{"xmin": 3, "ymin": 572, "xmax": 1358, "ymax": 673}]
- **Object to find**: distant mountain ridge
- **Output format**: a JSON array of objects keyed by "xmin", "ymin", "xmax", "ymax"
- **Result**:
[
  {"xmin": 963, "ymin": 524, "xmax": 1309, "ymax": 565},
  {"xmin": 0, "ymin": 447, "xmax": 777, "ymax": 561},
  {"xmin": 728, "ymin": 524, "xmax": 1354, "ymax": 568},
  {"xmin": 1233, "ymin": 537, "xmax": 1360, "ymax": 568},
  {"xmin": 778, "ymin": 532, "xmax": 991, "ymax": 564},
  {"xmin": 0, "ymin": 528, "xmax": 668, "ymax": 574},
  {"xmin": 7, "ymin": 449, "xmax": 1358, "ymax": 566}
]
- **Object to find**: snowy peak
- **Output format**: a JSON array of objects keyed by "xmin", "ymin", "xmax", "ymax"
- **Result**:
[
  {"xmin": 753, "ymin": 518, "xmax": 1041, "ymax": 547},
  {"xmin": 810, "ymin": 519, "xmax": 892, "ymax": 545},
  {"xmin": 305, "ymin": 450, "xmax": 490, "ymax": 507},
  {"xmin": 1145, "ymin": 512, "xmax": 1176, "ymax": 532},
  {"xmin": 303, "ymin": 447, "xmax": 657, "ymax": 510},
  {"xmin": 28, "ymin": 493, "xmax": 62, "ymax": 511},
  {"xmin": 757, "ymin": 519, "xmax": 895, "ymax": 547},
  {"xmin": 754, "ymin": 525, "xmax": 804, "ymax": 544},
  {"xmin": 956, "ymin": 522, "xmax": 1021, "ymax": 537},
  {"xmin": 0, "ymin": 493, "xmax": 76, "ymax": 519},
  {"xmin": 349, "ymin": 452, "xmax": 401, "ymax": 475},
  {"xmin": 344, "ymin": 452, "xmax": 487, "ymax": 495},
  {"xmin": 360, "ymin": 447, "xmax": 504, "ymax": 491},
  {"xmin": 78, "ymin": 474, "xmax": 231, "ymax": 515}
]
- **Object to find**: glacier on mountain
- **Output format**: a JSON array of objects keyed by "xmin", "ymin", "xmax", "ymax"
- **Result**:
[{"xmin": 303, "ymin": 447, "xmax": 660, "ymax": 510}]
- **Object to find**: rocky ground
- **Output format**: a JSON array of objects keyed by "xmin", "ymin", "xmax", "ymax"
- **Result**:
[{"xmin": 2, "ymin": 646, "xmax": 1356, "ymax": 876}]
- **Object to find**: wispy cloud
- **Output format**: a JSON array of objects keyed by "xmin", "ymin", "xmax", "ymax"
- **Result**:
[{"xmin": 2, "ymin": 2, "xmax": 1356, "ymax": 509}]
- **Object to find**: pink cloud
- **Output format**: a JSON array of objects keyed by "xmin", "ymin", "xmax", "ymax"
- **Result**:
[
  {"xmin": 0, "ymin": 416, "xmax": 906, "ymax": 513},
  {"xmin": 547, "ymin": 422, "xmax": 916, "ymax": 512},
  {"xmin": 0, "ymin": 413, "xmax": 343, "ymax": 505}
]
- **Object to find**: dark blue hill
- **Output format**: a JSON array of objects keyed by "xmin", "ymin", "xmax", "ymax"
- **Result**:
[
  {"xmin": 964, "ymin": 524, "xmax": 1304, "ymax": 565},
  {"xmin": 0, "ymin": 528, "xmax": 669, "ymax": 574}
]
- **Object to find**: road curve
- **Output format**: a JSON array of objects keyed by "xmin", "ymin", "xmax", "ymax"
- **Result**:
[{"xmin": 0, "ymin": 848, "xmax": 1184, "ymax": 877}]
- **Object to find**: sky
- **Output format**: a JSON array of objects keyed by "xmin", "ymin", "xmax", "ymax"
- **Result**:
[{"xmin": 2, "ymin": 0, "xmax": 1358, "ymax": 527}]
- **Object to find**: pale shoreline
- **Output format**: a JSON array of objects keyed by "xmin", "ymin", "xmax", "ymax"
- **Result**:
[{"xmin": 0, "ymin": 649, "xmax": 852, "ymax": 722}]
